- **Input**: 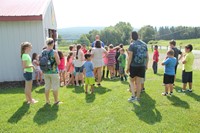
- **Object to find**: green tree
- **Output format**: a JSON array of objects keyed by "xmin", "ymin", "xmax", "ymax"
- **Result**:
[
  {"xmin": 138, "ymin": 25, "xmax": 156, "ymax": 43},
  {"xmin": 77, "ymin": 34, "xmax": 90, "ymax": 46}
]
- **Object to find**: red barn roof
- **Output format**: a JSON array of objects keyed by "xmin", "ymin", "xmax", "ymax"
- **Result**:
[{"xmin": 0, "ymin": 0, "xmax": 50, "ymax": 21}]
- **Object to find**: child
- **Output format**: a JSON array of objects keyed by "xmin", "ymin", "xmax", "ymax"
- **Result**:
[
  {"xmin": 115, "ymin": 47, "xmax": 120, "ymax": 77},
  {"xmin": 182, "ymin": 44, "xmax": 194, "ymax": 92},
  {"xmin": 107, "ymin": 44, "xmax": 116, "ymax": 80},
  {"xmin": 118, "ymin": 48, "xmax": 127, "ymax": 81},
  {"xmin": 102, "ymin": 46, "xmax": 109, "ymax": 79},
  {"xmin": 32, "ymin": 53, "xmax": 43, "ymax": 86},
  {"xmin": 66, "ymin": 52, "xmax": 75, "ymax": 86},
  {"xmin": 83, "ymin": 54, "xmax": 95, "ymax": 94},
  {"xmin": 58, "ymin": 51, "xmax": 66, "ymax": 86},
  {"xmin": 21, "ymin": 42, "xmax": 38, "ymax": 104},
  {"xmin": 161, "ymin": 50, "xmax": 177, "ymax": 96},
  {"xmin": 152, "ymin": 45, "xmax": 159, "ymax": 74},
  {"xmin": 81, "ymin": 44, "xmax": 88, "ymax": 54}
]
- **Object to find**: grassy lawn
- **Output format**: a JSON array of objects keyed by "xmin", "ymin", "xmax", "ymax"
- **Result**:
[
  {"xmin": 151, "ymin": 38, "xmax": 200, "ymax": 50},
  {"xmin": 0, "ymin": 69, "xmax": 200, "ymax": 133}
]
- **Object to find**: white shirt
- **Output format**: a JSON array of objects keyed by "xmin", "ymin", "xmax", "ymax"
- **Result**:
[{"xmin": 91, "ymin": 48, "xmax": 106, "ymax": 68}]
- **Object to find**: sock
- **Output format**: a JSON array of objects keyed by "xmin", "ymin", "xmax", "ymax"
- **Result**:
[
  {"xmin": 106, "ymin": 70, "xmax": 109, "ymax": 78},
  {"xmin": 102, "ymin": 70, "xmax": 105, "ymax": 79}
]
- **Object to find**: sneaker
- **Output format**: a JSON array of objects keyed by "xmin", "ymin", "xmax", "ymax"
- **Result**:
[
  {"xmin": 162, "ymin": 92, "xmax": 168, "ymax": 96},
  {"xmin": 76, "ymin": 84, "xmax": 79, "ymax": 87},
  {"xmin": 128, "ymin": 96, "xmax": 137, "ymax": 102},
  {"xmin": 187, "ymin": 89, "xmax": 192, "ymax": 92},
  {"xmin": 124, "ymin": 75, "xmax": 127, "ymax": 81},
  {"xmin": 169, "ymin": 92, "xmax": 173, "ymax": 96},
  {"xmin": 120, "ymin": 77, "xmax": 124, "ymax": 81},
  {"xmin": 142, "ymin": 88, "xmax": 145, "ymax": 92}
]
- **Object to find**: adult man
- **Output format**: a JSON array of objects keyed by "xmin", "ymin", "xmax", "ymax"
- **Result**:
[
  {"xmin": 169, "ymin": 40, "xmax": 183, "ymax": 83},
  {"xmin": 127, "ymin": 31, "xmax": 149, "ymax": 102},
  {"xmin": 91, "ymin": 35, "xmax": 105, "ymax": 47}
]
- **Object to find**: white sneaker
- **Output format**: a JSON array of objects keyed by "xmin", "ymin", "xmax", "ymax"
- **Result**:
[
  {"xmin": 128, "ymin": 96, "xmax": 137, "ymax": 102},
  {"xmin": 76, "ymin": 84, "xmax": 79, "ymax": 87}
]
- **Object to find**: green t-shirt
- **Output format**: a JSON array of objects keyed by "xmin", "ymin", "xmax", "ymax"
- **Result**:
[
  {"xmin": 183, "ymin": 52, "xmax": 194, "ymax": 72},
  {"xmin": 22, "ymin": 54, "xmax": 33, "ymax": 72},
  {"xmin": 118, "ymin": 54, "xmax": 126, "ymax": 68}
]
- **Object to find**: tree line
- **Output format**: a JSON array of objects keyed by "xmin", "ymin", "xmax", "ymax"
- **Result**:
[{"xmin": 59, "ymin": 22, "xmax": 200, "ymax": 45}]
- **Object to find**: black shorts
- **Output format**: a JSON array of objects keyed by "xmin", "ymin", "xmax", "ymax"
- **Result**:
[
  {"xmin": 23, "ymin": 72, "xmax": 32, "ymax": 81},
  {"xmin": 182, "ymin": 70, "xmax": 193, "ymax": 83},
  {"xmin": 130, "ymin": 66, "xmax": 145, "ymax": 78},
  {"xmin": 175, "ymin": 65, "xmax": 178, "ymax": 74},
  {"xmin": 75, "ymin": 66, "xmax": 84, "ymax": 73},
  {"xmin": 163, "ymin": 74, "xmax": 175, "ymax": 84},
  {"xmin": 119, "ymin": 66, "xmax": 125, "ymax": 75},
  {"xmin": 115, "ymin": 62, "xmax": 119, "ymax": 70}
]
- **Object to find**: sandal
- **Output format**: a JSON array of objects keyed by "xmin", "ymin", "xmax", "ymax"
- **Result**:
[{"xmin": 54, "ymin": 101, "xmax": 63, "ymax": 105}]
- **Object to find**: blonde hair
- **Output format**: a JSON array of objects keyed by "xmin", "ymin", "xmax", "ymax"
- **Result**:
[
  {"xmin": 20, "ymin": 42, "xmax": 32, "ymax": 58},
  {"xmin": 167, "ymin": 49, "xmax": 174, "ymax": 56},
  {"xmin": 46, "ymin": 38, "xmax": 54, "ymax": 46}
]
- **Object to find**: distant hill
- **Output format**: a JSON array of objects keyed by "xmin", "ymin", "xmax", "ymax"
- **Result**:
[{"xmin": 58, "ymin": 27, "xmax": 105, "ymax": 40}]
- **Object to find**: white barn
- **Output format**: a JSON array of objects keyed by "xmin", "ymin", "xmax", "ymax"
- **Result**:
[{"xmin": 0, "ymin": 0, "xmax": 57, "ymax": 82}]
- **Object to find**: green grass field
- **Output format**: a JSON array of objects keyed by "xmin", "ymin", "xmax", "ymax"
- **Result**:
[
  {"xmin": 0, "ymin": 69, "xmax": 200, "ymax": 133},
  {"xmin": 151, "ymin": 38, "xmax": 200, "ymax": 50}
]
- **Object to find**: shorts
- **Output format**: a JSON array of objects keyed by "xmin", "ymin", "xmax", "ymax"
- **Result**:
[
  {"xmin": 182, "ymin": 70, "xmax": 193, "ymax": 83},
  {"xmin": 175, "ymin": 65, "xmax": 178, "ymax": 74},
  {"xmin": 75, "ymin": 66, "xmax": 84, "ymax": 73},
  {"xmin": 119, "ymin": 66, "xmax": 125, "ymax": 75},
  {"xmin": 58, "ymin": 69, "xmax": 66, "ymax": 73},
  {"xmin": 23, "ymin": 72, "xmax": 32, "ymax": 81},
  {"xmin": 130, "ymin": 66, "xmax": 145, "ymax": 78},
  {"xmin": 115, "ymin": 63, "xmax": 119, "ymax": 70},
  {"xmin": 85, "ymin": 77, "xmax": 95, "ymax": 85},
  {"xmin": 163, "ymin": 74, "xmax": 175, "ymax": 84},
  {"xmin": 44, "ymin": 74, "xmax": 60, "ymax": 91}
]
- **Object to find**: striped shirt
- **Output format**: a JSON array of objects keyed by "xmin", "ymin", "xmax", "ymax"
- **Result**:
[{"xmin": 107, "ymin": 49, "xmax": 116, "ymax": 66}]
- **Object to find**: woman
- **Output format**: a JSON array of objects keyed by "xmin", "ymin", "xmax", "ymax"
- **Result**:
[
  {"xmin": 21, "ymin": 42, "xmax": 38, "ymax": 104},
  {"xmin": 74, "ymin": 44, "xmax": 85, "ymax": 86},
  {"xmin": 91, "ymin": 41, "xmax": 107, "ymax": 86},
  {"xmin": 42, "ymin": 38, "xmax": 61, "ymax": 104}
]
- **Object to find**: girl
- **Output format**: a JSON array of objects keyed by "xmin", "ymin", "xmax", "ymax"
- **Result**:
[
  {"xmin": 32, "ymin": 53, "xmax": 43, "ymax": 86},
  {"xmin": 91, "ymin": 41, "xmax": 107, "ymax": 86},
  {"xmin": 21, "ymin": 42, "xmax": 38, "ymax": 104},
  {"xmin": 107, "ymin": 44, "xmax": 116, "ymax": 80},
  {"xmin": 58, "ymin": 51, "xmax": 66, "ymax": 86},
  {"xmin": 74, "ymin": 44, "xmax": 85, "ymax": 86},
  {"xmin": 66, "ymin": 52, "xmax": 75, "ymax": 86}
]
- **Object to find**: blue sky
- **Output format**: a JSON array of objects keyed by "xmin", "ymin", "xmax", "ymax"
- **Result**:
[{"xmin": 53, "ymin": 0, "xmax": 200, "ymax": 28}]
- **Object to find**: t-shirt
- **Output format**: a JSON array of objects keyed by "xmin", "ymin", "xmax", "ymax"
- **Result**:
[
  {"xmin": 91, "ymin": 48, "xmax": 106, "ymax": 68},
  {"xmin": 74, "ymin": 50, "xmax": 84, "ymax": 67},
  {"xmin": 22, "ymin": 54, "xmax": 33, "ymax": 73},
  {"xmin": 153, "ymin": 50, "xmax": 159, "ymax": 62},
  {"xmin": 58, "ymin": 58, "xmax": 65, "ymax": 70},
  {"xmin": 91, "ymin": 41, "xmax": 105, "ymax": 47},
  {"xmin": 183, "ymin": 52, "xmax": 194, "ymax": 72},
  {"xmin": 83, "ymin": 61, "xmax": 94, "ymax": 77},
  {"xmin": 172, "ymin": 47, "xmax": 182, "ymax": 65},
  {"xmin": 163, "ymin": 57, "xmax": 177, "ymax": 75},
  {"xmin": 128, "ymin": 40, "xmax": 148, "ymax": 67},
  {"xmin": 107, "ymin": 49, "xmax": 116, "ymax": 66},
  {"xmin": 118, "ymin": 54, "xmax": 126, "ymax": 68}
]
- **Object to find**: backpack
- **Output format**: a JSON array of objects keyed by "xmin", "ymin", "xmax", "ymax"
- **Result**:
[{"xmin": 39, "ymin": 50, "xmax": 53, "ymax": 72}]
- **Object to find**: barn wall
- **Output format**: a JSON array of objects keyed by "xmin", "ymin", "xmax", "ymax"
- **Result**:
[{"xmin": 0, "ymin": 21, "xmax": 44, "ymax": 82}]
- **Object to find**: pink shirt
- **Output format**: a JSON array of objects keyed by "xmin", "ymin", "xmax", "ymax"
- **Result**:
[
  {"xmin": 107, "ymin": 49, "xmax": 116, "ymax": 66},
  {"xmin": 67, "ymin": 57, "xmax": 74, "ymax": 73},
  {"xmin": 58, "ymin": 58, "xmax": 65, "ymax": 70}
]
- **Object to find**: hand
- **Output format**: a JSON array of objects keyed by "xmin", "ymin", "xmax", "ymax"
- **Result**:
[{"xmin": 126, "ymin": 68, "xmax": 130, "ymax": 73}]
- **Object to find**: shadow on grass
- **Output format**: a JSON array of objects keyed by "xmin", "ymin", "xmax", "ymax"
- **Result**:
[
  {"xmin": 94, "ymin": 86, "xmax": 112, "ymax": 95},
  {"xmin": 167, "ymin": 95, "xmax": 190, "ymax": 109},
  {"xmin": 35, "ymin": 87, "xmax": 45, "ymax": 94},
  {"xmin": 33, "ymin": 104, "xmax": 58, "ymax": 125},
  {"xmin": 175, "ymin": 78, "xmax": 182, "ymax": 83},
  {"xmin": 132, "ymin": 93, "xmax": 162, "ymax": 125},
  {"xmin": 85, "ymin": 93, "xmax": 96, "ymax": 103},
  {"xmin": 155, "ymin": 73, "xmax": 163, "ymax": 76},
  {"xmin": 72, "ymin": 86, "xmax": 84, "ymax": 94},
  {"xmin": 0, "ymin": 87, "xmax": 37, "ymax": 95},
  {"xmin": 8, "ymin": 102, "xmax": 30, "ymax": 123},
  {"xmin": 186, "ymin": 92, "xmax": 200, "ymax": 102}
]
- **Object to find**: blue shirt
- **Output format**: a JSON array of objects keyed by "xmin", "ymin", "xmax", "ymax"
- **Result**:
[
  {"xmin": 91, "ymin": 41, "xmax": 105, "ymax": 47},
  {"xmin": 163, "ymin": 57, "xmax": 177, "ymax": 75},
  {"xmin": 83, "ymin": 61, "xmax": 94, "ymax": 77},
  {"xmin": 128, "ymin": 40, "xmax": 148, "ymax": 67}
]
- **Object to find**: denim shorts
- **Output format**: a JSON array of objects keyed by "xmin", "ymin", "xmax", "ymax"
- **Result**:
[
  {"xmin": 23, "ymin": 72, "xmax": 32, "ymax": 81},
  {"xmin": 75, "ymin": 66, "xmax": 84, "ymax": 73}
]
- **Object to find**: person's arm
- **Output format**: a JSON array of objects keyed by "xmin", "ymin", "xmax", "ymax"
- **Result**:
[
  {"xmin": 179, "ymin": 51, "xmax": 183, "ymax": 61},
  {"xmin": 182, "ymin": 54, "xmax": 188, "ymax": 64},
  {"xmin": 54, "ymin": 51, "xmax": 60, "ymax": 65},
  {"xmin": 162, "ymin": 58, "xmax": 168, "ymax": 66},
  {"xmin": 126, "ymin": 51, "xmax": 133, "ymax": 73},
  {"xmin": 146, "ymin": 52, "xmax": 149, "ymax": 70},
  {"xmin": 22, "ymin": 61, "xmax": 34, "ymax": 69}
]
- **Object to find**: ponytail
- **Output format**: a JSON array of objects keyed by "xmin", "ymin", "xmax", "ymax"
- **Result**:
[{"xmin": 76, "ymin": 44, "xmax": 81, "ymax": 59}]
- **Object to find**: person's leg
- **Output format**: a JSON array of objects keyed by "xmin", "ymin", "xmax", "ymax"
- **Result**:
[
  {"xmin": 44, "ymin": 74, "xmax": 51, "ymax": 103},
  {"xmin": 53, "ymin": 90, "xmax": 59, "ymax": 103},
  {"xmin": 45, "ymin": 89, "xmax": 50, "ymax": 103},
  {"xmin": 85, "ymin": 84, "xmax": 88, "ymax": 93},
  {"xmin": 106, "ymin": 66, "xmax": 109, "ymax": 78},
  {"xmin": 102, "ymin": 66, "xmax": 105, "ymax": 79},
  {"xmin": 35, "ymin": 72, "xmax": 39, "ymax": 84},
  {"xmin": 39, "ymin": 71, "xmax": 43, "ymax": 83},
  {"xmin": 183, "ymin": 83, "xmax": 187, "ymax": 91},
  {"xmin": 135, "ymin": 77, "xmax": 142, "ymax": 98},
  {"xmin": 93, "ymin": 68, "xmax": 97, "ymax": 80},
  {"xmin": 97, "ymin": 67, "xmax": 102, "ymax": 84},
  {"xmin": 75, "ymin": 73, "xmax": 79, "ymax": 86},
  {"xmin": 169, "ymin": 84, "xmax": 173, "ymax": 93},
  {"xmin": 52, "ymin": 74, "xmax": 60, "ymax": 103},
  {"xmin": 63, "ymin": 71, "xmax": 66, "ymax": 85},
  {"xmin": 80, "ymin": 73, "xmax": 84, "ymax": 85},
  {"xmin": 189, "ymin": 83, "xmax": 192, "ymax": 90},
  {"xmin": 25, "ymin": 81, "xmax": 33, "ymax": 102},
  {"xmin": 152, "ymin": 62, "xmax": 156, "ymax": 74},
  {"xmin": 155, "ymin": 62, "xmax": 158, "ymax": 74},
  {"xmin": 129, "ymin": 77, "xmax": 136, "ymax": 97}
]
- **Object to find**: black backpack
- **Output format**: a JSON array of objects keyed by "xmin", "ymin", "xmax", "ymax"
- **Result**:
[{"xmin": 39, "ymin": 50, "xmax": 53, "ymax": 72}]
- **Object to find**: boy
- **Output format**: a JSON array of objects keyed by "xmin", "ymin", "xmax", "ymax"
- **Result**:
[
  {"xmin": 161, "ymin": 50, "xmax": 177, "ymax": 96},
  {"xmin": 118, "ymin": 48, "xmax": 127, "ymax": 81},
  {"xmin": 182, "ymin": 44, "xmax": 194, "ymax": 92},
  {"xmin": 152, "ymin": 45, "xmax": 159, "ymax": 74},
  {"xmin": 83, "ymin": 54, "xmax": 95, "ymax": 94}
]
